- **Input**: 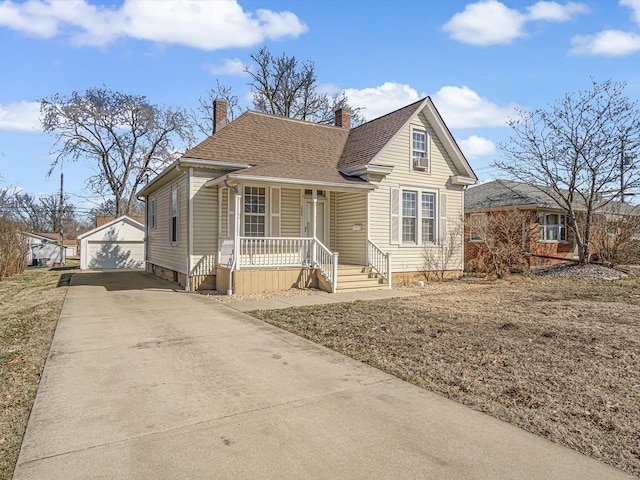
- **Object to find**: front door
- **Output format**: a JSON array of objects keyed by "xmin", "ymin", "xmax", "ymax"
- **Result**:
[{"xmin": 304, "ymin": 200, "xmax": 328, "ymax": 246}]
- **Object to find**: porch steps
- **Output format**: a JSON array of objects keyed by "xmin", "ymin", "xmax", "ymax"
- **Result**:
[{"xmin": 336, "ymin": 265, "xmax": 387, "ymax": 292}]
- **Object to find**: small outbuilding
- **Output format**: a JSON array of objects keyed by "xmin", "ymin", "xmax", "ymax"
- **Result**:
[{"xmin": 78, "ymin": 216, "xmax": 145, "ymax": 270}]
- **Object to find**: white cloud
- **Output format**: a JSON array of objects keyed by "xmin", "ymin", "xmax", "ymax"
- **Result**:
[
  {"xmin": 344, "ymin": 82, "xmax": 423, "ymax": 120},
  {"xmin": 621, "ymin": 0, "xmax": 640, "ymax": 25},
  {"xmin": 442, "ymin": 0, "xmax": 588, "ymax": 46},
  {"xmin": 458, "ymin": 135, "xmax": 496, "ymax": 158},
  {"xmin": 0, "ymin": 101, "xmax": 41, "ymax": 132},
  {"xmin": 0, "ymin": 0, "xmax": 307, "ymax": 50},
  {"xmin": 526, "ymin": 1, "xmax": 589, "ymax": 21},
  {"xmin": 570, "ymin": 29, "xmax": 640, "ymax": 56},
  {"xmin": 203, "ymin": 58, "xmax": 248, "ymax": 77},
  {"xmin": 568, "ymin": 1, "xmax": 640, "ymax": 56},
  {"xmin": 431, "ymin": 85, "xmax": 518, "ymax": 128}
]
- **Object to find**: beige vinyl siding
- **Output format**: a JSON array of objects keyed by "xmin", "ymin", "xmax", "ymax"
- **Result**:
[
  {"xmin": 281, "ymin": 188, "xmax": 300, "ymax": 237},
  {"xmin": 192, "ymin": 171, "xmax": 221, "ymax": 276},
  {"xmin": 147, "ymin": 175, "xmax": 188, "ymax": 273},
  {"xmin": 329, "ymin": 191, "xmax": 337, "ymax": 250},
  {"xmin": 335, "ymin": 191, "xmax": 366, "ymax": 265},
  {"xmin": 368, "ymin": 112, "xmax": 465, "ymax": 272}
]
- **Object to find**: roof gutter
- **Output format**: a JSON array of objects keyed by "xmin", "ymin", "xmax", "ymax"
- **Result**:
[{"xmin": 205, "ymin": 173, "xmax": 376, "ymax": 191}]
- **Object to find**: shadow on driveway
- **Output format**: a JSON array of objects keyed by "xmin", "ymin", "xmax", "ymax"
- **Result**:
[{"xmin": 68, "ymin": 270, "xmax": 182, "ymax": 292}]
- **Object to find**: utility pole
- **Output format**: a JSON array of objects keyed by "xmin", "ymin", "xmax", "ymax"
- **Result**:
[{"xmin": 59, "ymin": 172, "xmax": 65, "ymax": 266}]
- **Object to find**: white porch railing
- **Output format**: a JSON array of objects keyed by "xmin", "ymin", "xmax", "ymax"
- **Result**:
[
  {"xmin": 221, "ymin": 236, "xmax": 339, "ymax": 293},
  {"xmin": 367, "ymin": 240, "xmax": 392, "ymax": 289},
  {"xmin": 238, "ymin": 237, "xmax": 313, "ymax": 267}
]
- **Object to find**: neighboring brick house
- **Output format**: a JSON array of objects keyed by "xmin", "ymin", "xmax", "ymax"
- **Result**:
[
  {"xmin": 464, "ymin": 180, "xmax": 579, "ymax": 267},
  {"xmin": 138, "ymin": 98, "xmax": 477, "ymax": 294}
]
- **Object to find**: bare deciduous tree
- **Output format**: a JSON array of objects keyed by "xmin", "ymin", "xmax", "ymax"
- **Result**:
[
  {"xmin": 41, "ymin": 87, "xmax": 194, "ymax": 217},
  {"xmin": 494, "ymin": 79, "xmax": 640, "ymax": 265},
  {"xmin": 590, "ymin": 205, "xmax": 640, "ymax": 265},
  {"xmin": 422, "ymin": 218, "xmax": 464, "ymax": 281},
  {"xmin": 246, "ymin": 46, "xmax": 365, "ymax": 125},
  {"xmin": 13, "ymin": 193, "xmax": 76, "ymax": 233},
  {"xmin": 0, "ymin": 185, "xmax": 27, "ymax": 280},
  {"xmin": 192, "ymin": 80, "xmax": 242, "ymax": 137},
  {"xmin": 466, "ymin": 211, "xmax": 538, "ymax": 278}
]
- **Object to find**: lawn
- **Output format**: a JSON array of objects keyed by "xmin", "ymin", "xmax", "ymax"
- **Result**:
[
  {"xmin": 0, "ymin": 267, "xmax": 70, "ymax": 480},
  {"xmin": 252, "ymin": 275, "xmax": 640, "ymax": 477}
]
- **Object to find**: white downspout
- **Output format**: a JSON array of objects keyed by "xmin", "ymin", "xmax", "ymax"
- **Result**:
[
  {"xmin": 187, "ymin": 167, "xmax": 194, "ymax": 291},
  {"xmin": 176, "ymin": 164, "xmax": 191, "ymax": 291},
  {"xmin": 461, "ymin": 185, "xmax": 467, "ymax": 275}
]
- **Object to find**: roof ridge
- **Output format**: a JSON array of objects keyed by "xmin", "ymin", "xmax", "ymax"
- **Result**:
[
  {"xmin": 350, "ymin": 97, "xmax": 427, "ymax": 131},
  {"xmin": 244, "ymin": 110, "xmax": 347, "ymax": 131}
]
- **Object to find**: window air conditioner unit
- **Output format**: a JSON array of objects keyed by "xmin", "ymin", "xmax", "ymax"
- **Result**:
[{"xmin": 414, "ymin": 156, "xmax": 428, "ymax": 170}]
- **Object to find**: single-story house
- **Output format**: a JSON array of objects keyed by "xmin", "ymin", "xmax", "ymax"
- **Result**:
[
  {"xmin": 24, "ymin": 232, "xmax": 66, "ymax": 266},
  {"xmin": 138, "ymin": 97, "xmax": 477, "ymax": 294},
  {"xmin": 463, "ymin": 179, "xmax": 640, "ymax": 267},
  {"xmin": 78, "ymin": 215, "xmax": 145, "ymax": 270}
]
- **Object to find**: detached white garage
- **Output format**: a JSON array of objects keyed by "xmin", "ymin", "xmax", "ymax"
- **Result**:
[{"xmin": 79, "ymin": 216, "xmax": 145, "ymax": 270}]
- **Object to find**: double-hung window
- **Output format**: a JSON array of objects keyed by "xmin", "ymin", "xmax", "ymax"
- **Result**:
[
  {"xmin": 149, "ymin": 197, "xmax": 156, "ymax": 229},
  {"xmin": 421, "ymin": 193, "xmax": 435, "ymax": 243},
  {"xmin": 539, "ymin": 212, "xmax": 567, "ymax": 242},
  {"xmin": 412, "ymin": 128, "xmax": 429, "ymax": 171},
  {"xmin": 170, "ymin": 186, "xmax": 178, "ymax": 243},
  {"xmin": 402, "ymin": 191, "xmax": 417, "ymax": 242},
  {"xmin": 244, "ymin": 186, "xmax": 266, "ymax": 237},
  {"xmin": 398, "ymin": 189, "xmax": 438, "ymax": 244}
]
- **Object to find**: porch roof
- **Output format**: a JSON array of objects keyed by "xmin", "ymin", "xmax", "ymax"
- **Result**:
[{"xmin": 204, "ymin": 162, "xmax": 373, "ymax": 190}]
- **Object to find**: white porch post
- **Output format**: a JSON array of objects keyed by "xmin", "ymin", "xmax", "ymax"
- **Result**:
[
  {"xmin": 312, "ymin": 189, "xmax": 317, "ymax": 264},
  {"xmin": 332, "ymin": 252, "xmax": 339, "ymax": 293},
  {"xmin": 387, "ymin": 252, "xmax": 392, "ymax": 289},
  {"xmin": 234, "ymin": 184, "xmax": 242, "ymax": 270}
]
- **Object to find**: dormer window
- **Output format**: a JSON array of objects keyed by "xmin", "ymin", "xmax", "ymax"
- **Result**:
[{"xmin": 412, "ymin": 127, "xmax": 430, "ymax": 172}]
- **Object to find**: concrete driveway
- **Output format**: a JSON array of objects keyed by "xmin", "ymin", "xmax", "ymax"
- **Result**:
[{"xmin": 13, "ymin": 271, "xmax": 632, "ymax": 479}]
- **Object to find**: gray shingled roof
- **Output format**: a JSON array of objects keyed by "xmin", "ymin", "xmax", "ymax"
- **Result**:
[
  {"xmin": 465, "ymin": 179, "xmax": 640, "ymax": 215},
  {"xmin": 174, "ymin": 97, "xmax": 475, "ymax": 188},
  {"xmin": 338, "ymin": 99, "xmax": 425, "ymax": 171}
]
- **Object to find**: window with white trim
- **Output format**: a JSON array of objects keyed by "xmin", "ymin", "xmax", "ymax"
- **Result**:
[
  {"xmin": 170, "ymin": 185, "xmax": 178, "ymax": 243},
  {"xmin": 244, "ymin": 186, "xmax": 266, "ymax": 237},
  {"xmin": 402, "ymin": 191, "xmax": 417, "ymax": 242},
  {"xmin": 149, "ymin": 197, "xmax": 156, "ymax": 229},
  {"xmin": 539, "ymin": 212, "xmax": 567, "ymax": 242},
  {"xmin": 395, "ymin": 188, "xmax": 439, "ymax": 245},
  {"xmin": 412, "ymin": 127, "xmax": 430, "ymax": 171},
  {"xmin": 469, "ymin": 213, "xmax": 486, "ymax": 241},
  {"xmin": 421, "ymin": 193, "xmax": 435, "ymax": 243}
]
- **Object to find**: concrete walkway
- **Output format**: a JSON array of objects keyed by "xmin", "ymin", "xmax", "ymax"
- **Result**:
[{"xmin": 13, "ymin": 271, "xmax": 632, "ymax": 479}]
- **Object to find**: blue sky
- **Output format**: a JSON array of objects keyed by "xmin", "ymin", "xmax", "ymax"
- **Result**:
[{"xmin": 1, "ymin": 0, "xmax": 639, "ymax": 212}]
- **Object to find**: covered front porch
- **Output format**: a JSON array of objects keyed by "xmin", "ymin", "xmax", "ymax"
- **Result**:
[{"xmin": 204, "ymin": 180, "xmax": 391, "ymax": 295}]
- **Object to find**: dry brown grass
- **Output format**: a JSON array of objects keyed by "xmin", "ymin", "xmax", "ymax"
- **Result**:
[
  {"xmin": 252, "ymin": 276, "xmax": 640, "ymax": 477},
  {"xmin": 0, "ymin": 267, "xmax": 70, "ymax": 480}
]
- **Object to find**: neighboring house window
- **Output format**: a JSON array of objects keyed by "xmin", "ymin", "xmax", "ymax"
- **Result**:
[
  {"xmin": 402, "ymin": 191, "xmax": 417, "ymax": 242},
  {"xmin": 149, "ymin": 197, "xmax": 156, "ymax": 229},
  {"xmin": 244, "ymin": 186, "xmax": 266, "ymax": 237},
  {"xmin": 469, "ymin": 213, "xmax": 486, "ymax": 241},
  {"xmin": 421, "ymin": 193, "xmax": 435, "ymax": 243},
  {"xmin": 170, "ymin": 185, "xmax": 178, "ymax": 243},
  {"xmin": 412, "ymin": 128, "xmax": 430, "ymax": 171},
  {"xmin": 539, "ymin": 212, "xmax": 567, "ymax": 242}
]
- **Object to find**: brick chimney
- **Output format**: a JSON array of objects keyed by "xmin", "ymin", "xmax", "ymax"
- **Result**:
[
  {"xmin": 213, "ymin": 99, "xmax": 228, "ymax": 133},
  {"xmin": 335, "ymin": 108, "xmax": 351, "ymax": 129}
]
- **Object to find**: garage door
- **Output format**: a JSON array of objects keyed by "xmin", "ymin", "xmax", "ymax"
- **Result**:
[{"xmin": 86, "ymin": 241, "xmax": 145, "ymax": 269}]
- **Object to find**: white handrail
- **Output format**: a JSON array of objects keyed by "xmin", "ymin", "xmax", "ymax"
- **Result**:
[
  {"xmin": 367, "ymin": 240, "xmax": 392, "ymax": 288},
  {"xmin": 312, "ymin": 238, "xmax": 337, "ymax": 291}
]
